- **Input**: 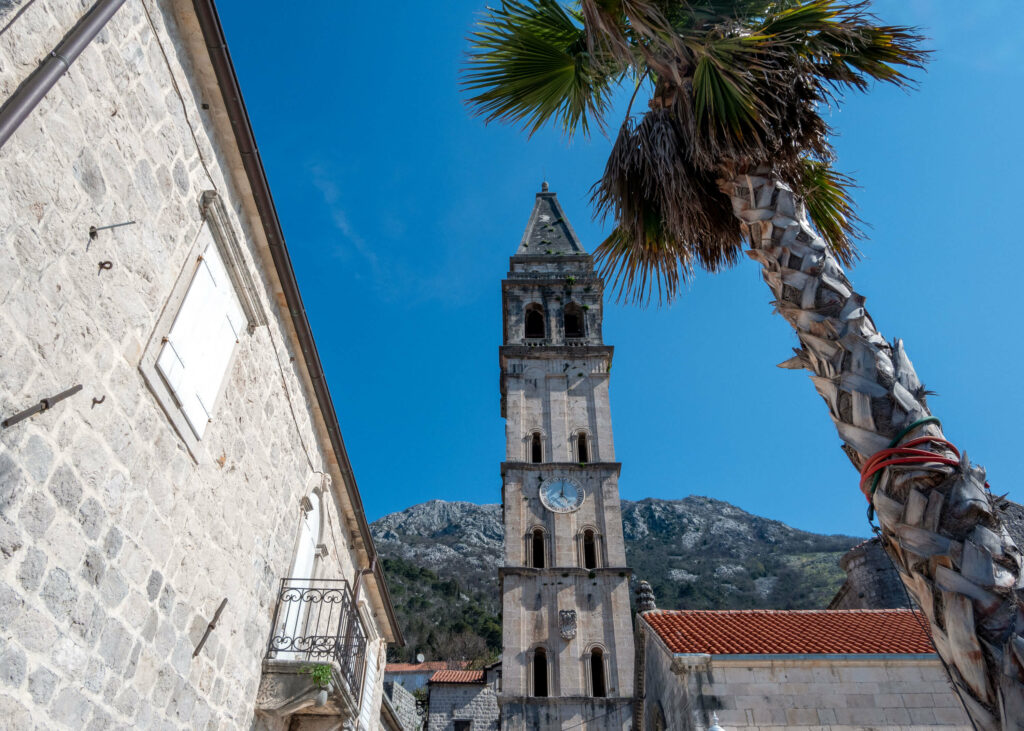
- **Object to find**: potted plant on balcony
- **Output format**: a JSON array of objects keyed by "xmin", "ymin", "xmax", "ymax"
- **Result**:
[{"xmin": 301, "ymin": 664, "xmax": 333, "ymax": 707}]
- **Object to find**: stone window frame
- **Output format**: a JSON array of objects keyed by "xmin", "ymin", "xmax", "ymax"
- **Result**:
[
  {"xmin": 526, "ymin": 525, "xmax": 548, "ymax": 569},
  {"xmin": 562, "ymin": 301, "xmax": 586, "ymax": 339},
  {"xmin": 524, "ymin": 302, "xmax": 546, "ymax": 340},
  {"xmin": 582, "ymin": 643, "xmax": 609, "ymax": 697},
  {"xmin": 525, "ymin": 428, "xmax": 546, "ymax": 463},
  {"xmin": 576, "ymin": 524, "xmax": 603, "ymax": 569},
  {"xmin": 289, "ymin": 474, "xmax": 330, "ymax": 580},
  {"xmin": 572, "ymin": 427, "xmax": 593, "ymax": 463},
  {"xmin": 526, "ymin": 644, "xmax": 551, "ymax": 697},
  {"xmin": 138, "ymin": 191, "xmax": 266, "ymax": 462}
]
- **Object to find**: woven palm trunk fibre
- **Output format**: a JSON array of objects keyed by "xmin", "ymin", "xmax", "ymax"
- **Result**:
[{"xmin": 719, "ymin": 169, "xmax": 1024, "ymax": 730}]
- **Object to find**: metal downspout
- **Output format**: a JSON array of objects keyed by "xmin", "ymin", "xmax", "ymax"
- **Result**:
[{"xmin": 0, "ymin": 0, "xmax": 127, "ymax": 149}]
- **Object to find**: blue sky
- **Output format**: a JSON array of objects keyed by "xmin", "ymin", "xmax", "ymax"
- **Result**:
[{"xmin": 217, "ymin": 1, "xmax": 1023, "ymax": 538}]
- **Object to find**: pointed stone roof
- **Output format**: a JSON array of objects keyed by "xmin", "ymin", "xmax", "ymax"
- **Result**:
[{"xmin": 515, "ymin": 183, "xmax": 586, "ymax": 256}]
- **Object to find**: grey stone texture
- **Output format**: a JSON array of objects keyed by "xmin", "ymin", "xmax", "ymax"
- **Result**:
[
  {"xmin": 428, "ymin": 676, "xmax": 500, "ymax": 731},
  {"xmin": 0, "ymin": 0, "xmax": 392, "ymax": 728},
  {"xmin": 636, "ymin": 619, "xmax": 972, "ymax": 730}
]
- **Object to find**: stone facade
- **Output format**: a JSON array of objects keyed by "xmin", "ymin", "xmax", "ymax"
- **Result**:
[
  {"xmin": 828, "ymin": 538, "xmax": 911, "ymax": 610},
  {"xmin": 635, "ymin": 615, "xmax": 971, "ymax": 730},
  {"xmin": 382, "ymin": 681, "xmax": 419, "ymax": 731},
  {"xmin": 497, "ymin": 187, "xmax": 633, "ymax": 729},
  {"xmin": 0, "ymin": 0, "xmax": 398, "ymax": 729},
  {"xmin": 427, "ymin": 667, "xmax": 500, "ymax": 731}
]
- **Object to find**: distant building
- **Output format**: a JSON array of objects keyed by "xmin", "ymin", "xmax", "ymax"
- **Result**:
[
  {"xmin": 0, "ymin": 0, "xmax": 400, "ymax": 728},
  {"xmin": 427, "ymin": 665, "xmax": 500, "ymax": 731},
  {"xmin": 386, "ymin": 661, "xmax": 464, "ymax": 694},
  {"xmin": 633, "ymin": 603, "xmax": 971, "ymax": 730}
]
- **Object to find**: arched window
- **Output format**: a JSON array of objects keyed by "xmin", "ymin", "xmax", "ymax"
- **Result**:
[
  {"xmin": 583, "ymin": 529, "xmax": 597, "ymax": 569},
  {"xmin": 577, "ymin": 432, "xmax": 589, "ymax": 463},
  {"xmin": 590, "ymin": 648, "xmax": 606, "ymax": 697},
  {"xmin": 525, "ymin": 304, "xmax": 545, "ymax": 339},
  {"xmin": 530, "ymin": 432, "xmax": 543, "ymax": 463},
  {"xmin": 533, "ymin": 648, "xmax": 548, "ymax": 697},
  {"xmin": 531, "ymin": 529, "xmax": 546, "ymax": 569},
  {"xmin": 563, "ymin": 303, "xmax": 584, "ymax": 338}
]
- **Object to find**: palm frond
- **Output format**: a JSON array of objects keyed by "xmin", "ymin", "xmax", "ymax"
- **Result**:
[
  {"xmin": 592, "ymin": 113, "xmax": 741, "ymax": 304},
  {"xmin": 463, "ymin": 0, "xmax": 621, "ymax": 136},
  {"xmin": 799, "ymin": 158, "xmax": 863, "ymax": 266}
]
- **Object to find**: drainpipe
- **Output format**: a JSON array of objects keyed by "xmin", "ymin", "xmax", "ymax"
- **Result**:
[{"xmin": 0, "ymin": 0, "xmax": 127, "ymax": 149}]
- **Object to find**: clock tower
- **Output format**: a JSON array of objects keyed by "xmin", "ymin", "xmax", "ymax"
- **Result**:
[{"xmin": 498, "ymin": 184, "xmax": 634, "ymax": 730}]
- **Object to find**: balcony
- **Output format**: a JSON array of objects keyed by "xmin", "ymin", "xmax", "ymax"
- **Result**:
[{"xmin": 256, "ymin": 579, "xmax": 367, "ymax": 721}]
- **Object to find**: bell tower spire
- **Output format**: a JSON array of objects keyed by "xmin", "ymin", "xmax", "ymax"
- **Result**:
[{"xmin": 497, "ymin": 186, "xmax": 634, "ymax": 729}]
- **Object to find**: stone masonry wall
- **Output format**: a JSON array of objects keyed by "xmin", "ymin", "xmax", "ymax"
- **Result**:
[
  {"xmin": 0, "ymin": 0, "xmax": 378, "ymax": 728},
  {"xmin": 642, "ymin": 628, "xmax": 971, "ymax": 731},
  {"xmin": 427, "ymin": 682, "xmax": 499, "ymax": 731}
]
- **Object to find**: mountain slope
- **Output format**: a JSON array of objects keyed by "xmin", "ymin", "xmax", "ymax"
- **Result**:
[{"xmin": 372, "ymin": 496, "xmax": 864, "ymax": 661}]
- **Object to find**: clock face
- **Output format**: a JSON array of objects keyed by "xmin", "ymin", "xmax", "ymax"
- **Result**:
[{"xmin": 539, "ymin": 477, "xmax": 585, "ymax": 513}]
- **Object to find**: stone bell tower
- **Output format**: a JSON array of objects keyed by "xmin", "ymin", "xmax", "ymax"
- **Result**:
[{"xmin": 497, "ymin": 184, "xmax": 634, "ymax": 730}]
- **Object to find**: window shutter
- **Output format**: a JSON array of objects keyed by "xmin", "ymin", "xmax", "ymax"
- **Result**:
[
  {"xmin": 358, "ymin": 636, "xmax": 380, "ymax": 730},
  {"xmin": 157, "ymin": 234, "xmax": 246, "ymax": 438}
]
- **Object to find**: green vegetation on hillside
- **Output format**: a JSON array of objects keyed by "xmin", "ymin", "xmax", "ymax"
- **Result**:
[{"xmin": 383, "ymin": 557, "xmax": 501, "ymax": 664}]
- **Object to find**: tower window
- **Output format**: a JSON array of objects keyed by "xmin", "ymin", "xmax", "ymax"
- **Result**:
[
  {"xmin": 577, "ymin": 432, "xmax": 589, "ymax": 463},
  {"xmin": 590, "ymin": 648, "xmax": 606, "ymax": 697},
  {"xmin": 531, "ymin": 432, "xmax": 542, "ymax": 463},
  {"xmin": 563, "ymin": 303, "xmax": 584, "ymax": 338},
  {"xmin": 531, "ymin": 529, "xmax": 545, "ymax": 569},
  {"xmin": 525, "ymin": 303, "xmax": 545, "ymax": 339},
  {"xmin": 583, "ymin": 530, "xmax": 597, "ymax": 569},
  {"xmin": 533, "ymin": 648, "xmax": 548, "ymax": 697}
]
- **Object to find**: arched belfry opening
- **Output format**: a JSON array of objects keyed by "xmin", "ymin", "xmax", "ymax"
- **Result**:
[
  {"xmin": 577, "ymin": 432, "xmax": 589, "ymax": 463},
  {"xmin": 531, "ymin": 529, "xmax": 546, "ymax": 568},
  {"xmin": 583, "ymin": 529, "xmax": 597, "ymax": 569},
  {"xmin": 530, "ymin": 432, "xmax": 543, "ymax": 463},
  {"xmin": 563, "ymin": 303, "xmax": 584, "ymax": 338},
  {"xmin": 533, "ymin": 648, "xmax": 549, "ymax": 697},
  {"xmin": 590, "ymin": 647, "xmax": 606, "ymax": 697},
  {"xmin": 525, "ymin": 303, "xmax": 545, "ymax": 339}
]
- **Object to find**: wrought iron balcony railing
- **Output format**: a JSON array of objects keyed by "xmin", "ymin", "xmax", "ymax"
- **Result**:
[{"xmin": 265, "ymin": 578, "xmax": 367, "ymax": 700}]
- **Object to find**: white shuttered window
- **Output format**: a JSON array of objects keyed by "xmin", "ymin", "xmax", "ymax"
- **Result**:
[{"xmin": 156, "ymin": 231, "xmax": 246, "ymax": 438}]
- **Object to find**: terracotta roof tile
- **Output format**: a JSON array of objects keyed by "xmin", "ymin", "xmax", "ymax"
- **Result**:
[
  {"xmin": 386, "ymin": 661, "xmax": 466, "ymax": 673},
  {"xmin": 643, "ymin": 609, "xmax": 934, "ymax": 656},
  {"xmin": 429, "ymin": 669, "xmax": 486, "ymax": 684}
]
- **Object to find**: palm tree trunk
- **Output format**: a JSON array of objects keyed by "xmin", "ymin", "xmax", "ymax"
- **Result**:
[{"xmin": 720, "ymin": 169, "xmax": 1024, "ymax": 730}]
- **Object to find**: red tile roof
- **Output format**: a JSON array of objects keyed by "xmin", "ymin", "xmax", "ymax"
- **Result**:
[
  {"xmin": 386, "ymin": 661, "xmax": 466, "ymax": 673},
  {"xmin": 642, "ymin": 609, "xmax": 935, "ymax": 656},
  {"xmin": 429, "ymin": 669, "xmax": 486, "ymax": 684}
]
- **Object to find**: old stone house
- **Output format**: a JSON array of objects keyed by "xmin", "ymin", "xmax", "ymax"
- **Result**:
[
  {"xmin": 426, "ymin": 666, "xmax": 500, "ymax": 731},
  {"xmin": 633, "ymin": 600, "xmax": 971, "ymax": 730},
  {"xmin": 0, "ymin": 0, "xmax": 401, "ymax": 728}
]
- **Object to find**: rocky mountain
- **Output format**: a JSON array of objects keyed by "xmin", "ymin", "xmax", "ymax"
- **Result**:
[{"xmin": 371, "ymin": 496, "xmax": 864, "ymax": 662}]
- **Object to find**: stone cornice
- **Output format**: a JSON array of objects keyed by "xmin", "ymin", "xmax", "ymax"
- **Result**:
[
  {"xmin": 499, "ymin": 566, "xmax": 632, "ymax": 579},
  {"xmin": 501, "ymin": 461, "xmax": 622, "ymax": 476}
]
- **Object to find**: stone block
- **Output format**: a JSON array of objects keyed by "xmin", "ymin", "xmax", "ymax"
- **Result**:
[
  {"xmin": 50, "ymin": 686, "xmax": 95, "ymax": 727},
  {"xmin": 22, "ymin": 434, "xmax": 55, "ymax": 483},
  {"xmin": 16, "ymin": 546, "xmax": 47, "ymax": 591},
  {"xmin": 78, "ymin": 496, "xmax": 106, "ymax": 540},
  {"xmin": 28, "ymin": 665, "xmax": 58, "ymax": 705},
  {"xmin": 18, "ymin": 491, "xmax": 55, "ymax": 538},
  {"xmin": 48, "ymin": 463, "xmax": 83, "ymax": 512},
  {"xmin": 41, "ymin": 567, "xmax": 78, "ymax": 623},
  {"xmin": 0, "ymin": 643, "xmax": 27, "ymax": 688}
]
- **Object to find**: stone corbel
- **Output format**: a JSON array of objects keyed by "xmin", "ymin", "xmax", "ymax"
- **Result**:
[{"xmin": 670, "ymin": 653, "xmax": 711, "ymax": 675}]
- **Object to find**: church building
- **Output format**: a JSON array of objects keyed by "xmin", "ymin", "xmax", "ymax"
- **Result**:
[{"xmin": 496, "ymin": 184, "xmax": 635, "ymax": 729}]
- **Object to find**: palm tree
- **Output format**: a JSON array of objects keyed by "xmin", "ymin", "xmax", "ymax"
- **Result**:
[{"xmin": 463, "ymin": 2, "xmax": 1024, "ymax": 727}]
